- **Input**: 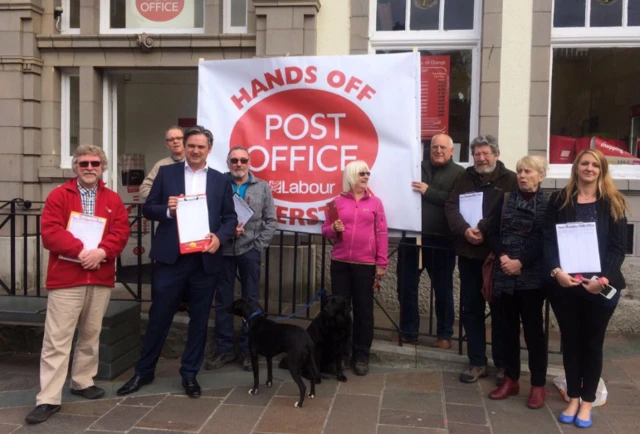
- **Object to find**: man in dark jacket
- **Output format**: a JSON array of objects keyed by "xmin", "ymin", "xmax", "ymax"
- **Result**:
[
  {"xmin": 397, "ymin": 134, "xmax": 464, "ymax": 349},
  {"xmin": 444, "ymin": 135, "xmax": 517, "ymax": 385}
]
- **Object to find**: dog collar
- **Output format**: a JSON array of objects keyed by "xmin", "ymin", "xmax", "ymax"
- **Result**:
[{"xmin": 245, "ymin": 310, "xmax": 263, "ymax": 323}]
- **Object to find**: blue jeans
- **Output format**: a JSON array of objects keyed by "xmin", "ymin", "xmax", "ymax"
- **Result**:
[
  {"xmin": 458, "ymin": 256, "xmax": 504, "ymax": 368},
  {"xmin": 214, "ymin": 249, "xmax": 261, "ymax": 356},
  {"xmin": 397, "ymin": 238, "xmax": 456, "ymax": 341}
]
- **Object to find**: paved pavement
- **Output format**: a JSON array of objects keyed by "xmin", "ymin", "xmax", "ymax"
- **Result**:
[{"xmin": 2, "ymin": 333, "xmax": 640, "ymax": 434}]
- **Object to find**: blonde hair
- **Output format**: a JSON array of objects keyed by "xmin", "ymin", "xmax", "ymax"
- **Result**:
[
  {"xmin": 72, "ymin": 144, "xmax": 108, "ymax": 171},
  {"xmin": 561, "ymin": 149, "xmax": 628, "ymax": 221},
  {"xmin": 342, "ymin": 160, "xmax": 370, "ymax": 193},
  {"xmin": 516, "ymin": 155, "xmax": 547, "ymax": 178}
]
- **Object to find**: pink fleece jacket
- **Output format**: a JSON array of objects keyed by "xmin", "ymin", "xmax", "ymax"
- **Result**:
[{"xmin": 322, "ymin": 190, "xmax": 389, "ymax": 268}]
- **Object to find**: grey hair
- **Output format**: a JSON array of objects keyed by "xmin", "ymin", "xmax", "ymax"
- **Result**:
[
  {"xmin": 72, "ymin": 144, "xmax": 108, "ymax": 171},
  {"xmin": 227, "ymin": 146, "xmax": 250, "ymax": 159},
  {"xmin": 517, "ymin": 155, "xmax": 548, "ymax": 177},
  {"xmin": 470, "ymin": 135, "xmax": 500, "ymax": 155},
  {"xmin": 184, "ymin": 125, "xmax": 214, "ymax": 148}
]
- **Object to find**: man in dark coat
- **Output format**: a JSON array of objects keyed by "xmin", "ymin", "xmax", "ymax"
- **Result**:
[
  {"xmin": 397, "ymin": 134, "xmax": 464, "ymax": 349},
  {"xmin": 444, "ymin": 135, "xmax": 517, "ymax": 385}
]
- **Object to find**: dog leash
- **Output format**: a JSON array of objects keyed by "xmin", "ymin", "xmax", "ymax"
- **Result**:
[{"xmin": 271, "ymin": 288, "xmax": 328, "ymax": 322}]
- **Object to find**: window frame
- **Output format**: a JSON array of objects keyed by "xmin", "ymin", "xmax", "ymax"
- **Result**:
[
  {"xmin": 99, "ymin": 0, "xmax": 205, "ymax": 35},
  {"xmin": 370, "ymin": 0, "xmax": 482, "ymax": 45},
  {"xmin": 60, "ymin": 69, "xmax": 80, "ymax": 170},
  {"xmin": 223, "ymin": 0, "xmax": 248, "ymax": 34},
  {"xmin": 369, "ymin": 0, "xmax": 482, "ymax": 165},
  {"xmin": 61, "ymin": 0, "xmax": 80, "ymax": 34},
  {"xmin": 547, "ymin": 0, "xmax": 640, "ymax": 179}
]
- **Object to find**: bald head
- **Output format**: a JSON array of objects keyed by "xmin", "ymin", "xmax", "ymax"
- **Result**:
[{"xmin": 430, "ymin": 134, "xmax": 454, "ymax": 166}]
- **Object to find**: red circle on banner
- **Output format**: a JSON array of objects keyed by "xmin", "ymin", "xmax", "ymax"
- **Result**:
[
  {"xmin": 229, "ymin": 89, "xmax": 379, "ymax": 203},
  {"xmin": 136, "ymin": 0, "xmax": 184, "ymax": 22}
]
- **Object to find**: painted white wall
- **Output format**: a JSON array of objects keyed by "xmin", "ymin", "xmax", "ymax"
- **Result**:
[
  {"xmin": 317, "ymin": 0, "xmax": 350, "ymax": 56},
  {"xmin": 118, "ymin": 71, "xmax": 198, "ymax": 174},
  {"xmin": 498, "ymin": 0, "xmax": 534, "ymax": 169}
]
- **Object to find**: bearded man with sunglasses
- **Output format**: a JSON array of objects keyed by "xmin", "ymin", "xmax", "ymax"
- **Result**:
[
  {"xmin": 205, "ymin": 146, "xmax": 277, "ymax": 371},
  {"xmin": 26, "ymin": 145, "xmax": 130, "ymax": 424}
]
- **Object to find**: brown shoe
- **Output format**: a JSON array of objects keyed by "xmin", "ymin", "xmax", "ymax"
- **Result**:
[
  {"xmin": 527, "ymin": 386, "xmax": 546, "ymax": 409},
  {"xmin": 459, "ymin": 365, "xmax": 488, "ymax": 383},
  {"xmin": 431, "ymin": 339, "xmax": 452, "ymax": 349},
  {"xmin": 393, "ymin": 336, "xmax": 419, "ymax": 345},
  {"xmin": 489, "ymin": 376, "xmax": 520, "ymax": 400}
]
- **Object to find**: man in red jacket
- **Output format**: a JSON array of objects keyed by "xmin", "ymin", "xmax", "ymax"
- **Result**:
[{"xmin": 25, "ymin": 145, "xmax": 130, "ymax": 425}]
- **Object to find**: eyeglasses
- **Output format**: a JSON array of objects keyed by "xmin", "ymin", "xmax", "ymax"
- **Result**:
[
  {"xmin": 229, "ymin": 158, "xmax": 249, "ymax": 164},
  {"xmin": 78, "ymin": 161, "xmax": 101, "ymax": 168},
  {"xmin": 166, "ymin": 136, "xmax": 183, "ymax": 142},
  {"xmin": 358, "ymin": 171, "xmax": 371, "ymax": 177}
]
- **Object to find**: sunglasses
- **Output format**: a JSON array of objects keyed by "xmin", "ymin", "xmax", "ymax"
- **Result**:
[
  {"xmin": 229, "ymin": 158, "xmax": 249, "ymax": 164},
  {"xmin": 165, "ymin": 136, "xmax": 183, "ymax": 142},
  {"xmin": 359, "ymin": 171, "xmax": 371, "ymax": 177},
  {"xmin": 78, "ymin": 161, "xmax": 101, "ymax": 168}
]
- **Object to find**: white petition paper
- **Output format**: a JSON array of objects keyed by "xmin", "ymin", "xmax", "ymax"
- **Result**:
[
  {"xmin": 556, "ymin": 222, "xmax": 601, "ymax": 274},
  {"xmin": 62, "ymin": 212, "xmax": 106, "ymax": 262},
  {"xmin": 460, "ymin": 192, "xmax": 483, "ymax": 229},
  {"xmin": 233, "ymin": 194, "xmax": 254, "ymax": 227},
  {"xmin": 176, "ymin": 195, "xmax": 210, "ymax": 243}
]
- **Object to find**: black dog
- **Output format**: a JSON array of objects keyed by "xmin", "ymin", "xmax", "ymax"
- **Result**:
[
  {"xmin": 280, "ymin": 295, "xmax": 351, "ymax": 382},
  {"xmin": 227, "ymin": 299, "xmax": 321, "ymax": 408}
]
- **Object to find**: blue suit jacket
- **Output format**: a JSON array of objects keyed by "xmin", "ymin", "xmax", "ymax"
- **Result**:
[{"xmin": 143, "ymin": 162, "xmax": 237, "ymax": 274}]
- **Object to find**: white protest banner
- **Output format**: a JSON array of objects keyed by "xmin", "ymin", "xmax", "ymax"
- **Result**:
[
  {"xmin": 126, "ymin": 0, "xmax": 194, "ymax": 29},
  {"xmin": 198, "ymin": 53, "xmax": 422, "ymax": 234}
]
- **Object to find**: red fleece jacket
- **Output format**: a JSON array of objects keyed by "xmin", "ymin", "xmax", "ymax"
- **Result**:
[{"xmin": 41, "ymin": 178, "xmax": 130, "ymax": 289}]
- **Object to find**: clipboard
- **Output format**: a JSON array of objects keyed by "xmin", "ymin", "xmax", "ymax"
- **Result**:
[
  {"xmin": 176, "ymin": 194, "xmax": 211, "ymax": 254},
  {"xmin": 60, "ymin": 211, "xmax": 107, "ymax": 262},
  {"xmin": 326, "ymin": 199, "xmax": 342, "ymax": 241},
  {"xmin": 233, "ymin": 194, "xmax": 255, "ymax": 227}
]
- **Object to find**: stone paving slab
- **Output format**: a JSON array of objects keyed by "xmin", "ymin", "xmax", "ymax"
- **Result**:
[{"xmin": 2, "ymin": 341, "xmax": 640, "ymax": 433}]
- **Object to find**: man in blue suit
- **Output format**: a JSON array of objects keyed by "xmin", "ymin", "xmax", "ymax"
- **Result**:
[{"xmin": 117, "ymin": 125, "xmax": 237, "ymax": 398}]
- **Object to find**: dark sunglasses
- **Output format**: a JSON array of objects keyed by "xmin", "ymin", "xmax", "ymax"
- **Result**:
[
  {"xmin": 359, "ymin": 171, "xmax": 371, "ymax": 177},
  {"xmin": 78, "ymin": 161, "xmax": 101, "ymax": 168},
  {"xmin": 229, "ymin": 158, "xmax": 249, "ymax": 164}
]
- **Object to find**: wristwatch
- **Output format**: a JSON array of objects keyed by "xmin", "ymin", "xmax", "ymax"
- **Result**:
[{"xmin": 550, "ymin": 268, "xmax": 562, "ymax": 278}]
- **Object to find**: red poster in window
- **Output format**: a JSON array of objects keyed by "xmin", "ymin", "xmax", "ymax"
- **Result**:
[
  {"xmin": 420, "ymin": 56, "xmax": 450, "ymax": 140},
  {"xmin": 178, "ymin": 118, "xmax": 197, "ymax": 128}
]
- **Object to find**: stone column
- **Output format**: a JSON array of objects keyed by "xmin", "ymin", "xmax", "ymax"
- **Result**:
[
  {"xmin": 253, "ymin": 0, "xmax": 321, "ymax": 57},
  {"xmin": 497, "ymin": 0, "xmax": 534, "ymax": 169},
  {"xmin": 80, "ymin": 0, "xmax": 100, "ymax": 35},
  {"xmin": 479, "ymin": 0, "xmax": 503, "ymax": 142},
  {"xmin": 0, "ymin": 1, "xmax": 44, "ymax": 204},
  {"xmin": 79, "ymin": 66, "xmax": 103, "ymax": 147}
]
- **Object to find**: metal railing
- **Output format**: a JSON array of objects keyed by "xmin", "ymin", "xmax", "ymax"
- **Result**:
[{"xmin": 0, "ymin": 198, "xmax": 558, "ymax": 357}]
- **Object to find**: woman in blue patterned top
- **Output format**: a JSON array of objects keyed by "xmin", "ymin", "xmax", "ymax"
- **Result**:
[{"xmin": 544, "ymin": 149, "xmax": 629, "ymax": 429}]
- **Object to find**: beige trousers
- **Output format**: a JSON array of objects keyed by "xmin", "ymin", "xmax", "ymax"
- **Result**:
[{"xmin": 36, "ymin": 285, "xmax": 111, "ymax": 406}]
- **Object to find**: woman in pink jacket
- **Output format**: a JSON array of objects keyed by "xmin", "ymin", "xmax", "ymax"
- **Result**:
[{"xmin": 322, "ymin": 160, "xmax": 389, "ymax": 376}]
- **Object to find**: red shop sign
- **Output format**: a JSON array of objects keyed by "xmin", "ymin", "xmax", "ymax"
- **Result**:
[
  {"xmin": 136, "ymin": 0, "xmax": 184, "ymax": 22},
  {"xmin": 420, "ymin": 55, "xmax": 450, "ymax": 140}
]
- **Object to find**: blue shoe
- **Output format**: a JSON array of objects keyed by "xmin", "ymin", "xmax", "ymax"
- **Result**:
[
  {"xmin": 575, "ymin": 413, "xmax": 593, "ymax": 428},
  {"xmin": 558, "ymin": 413, "xmax": 576, "ymax": 424}
]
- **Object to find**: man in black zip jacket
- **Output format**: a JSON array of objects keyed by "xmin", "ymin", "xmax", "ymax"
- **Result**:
[
  {"xmin": 397, "ymin": 134, "xmax": 464, "ymax": 349},
  {"xmin": 445, "ymin": 135, "xmax": 517, "ymax": 385}
]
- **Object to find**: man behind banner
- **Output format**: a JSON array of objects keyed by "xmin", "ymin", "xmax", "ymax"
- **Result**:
[
  {"xmin": 117, "ymin": 125, "xmax": 237, "ymax": 398},
  {"xmin": 26, "ymin": 145, "xmax": 129, "ymax": 424},
  {"xmin": 140, "ymin": 126, "xmax": 186, "ymax": 199},
  {"xmin": 397, "ymin": 134, "xmax": 464, "ymax": 349},
  {"xmin": 205, "ymin": 146, "xmax": 277, "ymax": 372},
  {"xmin": 444, "ymin": 135, "xmax": 517, "ymax": 385}
]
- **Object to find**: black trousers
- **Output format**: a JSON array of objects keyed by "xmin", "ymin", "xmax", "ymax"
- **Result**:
[
  {"xmin": 548, "ymin": 288, "xmax": 615, "ymax": 402},
  {"xmin": 498, "ymin": 289, "xmax": 548, "ymax": 386},
  {"xmin": 330, "ymin": 259, "xmax": 375, "ymax": 362}
]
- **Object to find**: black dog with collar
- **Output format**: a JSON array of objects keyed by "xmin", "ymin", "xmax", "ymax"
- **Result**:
[{"xmin": 226, "ymin": 298, "xmax": 321, "ymax": 408}]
